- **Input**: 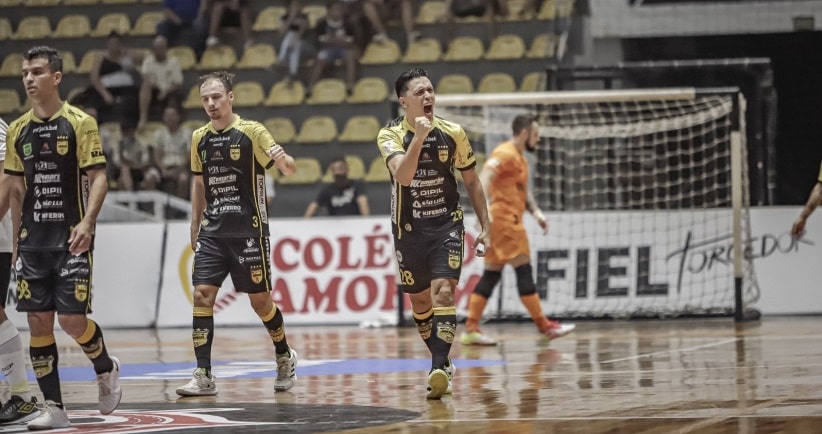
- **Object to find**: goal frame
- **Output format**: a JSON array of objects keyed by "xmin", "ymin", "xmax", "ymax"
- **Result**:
[{"xmin": 427, "ymin": 87, "xmax": 760, "ymax": 322}]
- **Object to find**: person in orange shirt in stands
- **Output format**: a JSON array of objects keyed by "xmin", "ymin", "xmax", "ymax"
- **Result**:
[{"xmin": 460, "ymin": 114, "xmax": 575, "ymax": 346}]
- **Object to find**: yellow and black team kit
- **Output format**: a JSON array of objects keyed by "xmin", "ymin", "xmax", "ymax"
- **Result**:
[
  {"xmin": 377, "ymin": 115, "xmax": 477, "ymax": 293},
  {"xmin": 4, "ymin": 102, "xmax": 106, "ymax": 313},
  {"xmin": 190, "ymin": 115, "xmax": 276, "ymax": 293}
]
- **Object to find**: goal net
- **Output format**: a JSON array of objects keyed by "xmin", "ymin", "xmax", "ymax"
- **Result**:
[{"xmin": 437, "ymin": 88, "xmax": 760, "ymax": 319}]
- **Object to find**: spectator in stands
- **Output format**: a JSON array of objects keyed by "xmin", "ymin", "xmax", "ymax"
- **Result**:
[
  {"xmin": 138, "ymin": 35, "xmax": 184, "ymax": 130},
  {"xmin": 152, "ymin": 106, "xmax": 193, "ymax": 199},
  {"xmin": 441, "ymin": 0, "xmax": 509, "ymax": 37},
  {"xmin": 118, "ymin": 121, "xmax": 160, "ymax": 192},
  {"xmin": 207, "ymin": 0, "xmax": 255, "ymax": 50},
  {"xmin": 276, "ymin": 0, "xmax": 312, "ymax": 84},
  {"xmin": 88, "ymin": 31, "xmax": 142, "ymax": 125},
  {"xmin": 304, "ymin": 156, "xmax": 370, "ymax": 217},
  {"xmin": 362, "ymin": 0, "xmax": 420, "ymax": 45},
  {"xmin": 156, "ymin": 0, "xmax": 210, "ymax": 59},
  {"xmin": 307, "ymin": 0, "xmax": 359, "ymax": 96}
]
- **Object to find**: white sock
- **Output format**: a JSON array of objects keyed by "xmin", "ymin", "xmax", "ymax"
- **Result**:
[{"xmin": 0, "ymin": 320, "xmax": 33, "ymax": 400}]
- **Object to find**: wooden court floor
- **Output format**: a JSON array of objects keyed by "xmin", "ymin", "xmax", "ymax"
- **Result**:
[{"xmin": 0, "ymin": 316, "xmax": 821, "ymax": 433}]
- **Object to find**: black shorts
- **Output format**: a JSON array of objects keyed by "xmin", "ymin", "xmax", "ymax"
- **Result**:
[
  {"xmin": 0, "ymin": 252, "xmax": 10, "ymax": 306},
  {"xmin": 394, "ymin": 226, "xmax": 465, "ymax": 294},
  {"xmin": 192, "ymin": 235, "xmax": 272, "ymax": 293},
  {"xmin": 15, "ymin": 250, "xmax": 93, "ymax": 314}
]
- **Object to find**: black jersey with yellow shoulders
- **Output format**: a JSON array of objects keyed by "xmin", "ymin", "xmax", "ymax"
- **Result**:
[
  {"xmin": 191, "ymin": 115, "xmax": 276, "ymax": 238},
  {"xmin": 376, "ymin": 115, "xmax": 476, "ymax": 238},
  {"xmin": 5, "ymin": 102, "xmax": 106, "ymax": 251}
]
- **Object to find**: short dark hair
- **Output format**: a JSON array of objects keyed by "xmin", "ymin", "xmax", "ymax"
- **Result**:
[
  {"xmin": 23, "ymin": 46, "xmax": 62, "ymax": 73},
  {"xmin": 394, "ymin": 68, "xmax": 429, "ymax": 98},
  {"xmin": 199, "ymin": 71, "xmax": 235, "ymax": 92},
  {"xmin": 512, "ymin": 114, "xmax": 537, "ymax": 136}
]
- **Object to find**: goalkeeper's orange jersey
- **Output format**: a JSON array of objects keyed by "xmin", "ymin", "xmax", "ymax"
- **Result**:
[{"xmin": 486, "ymin": 140, "xmax": 528, "ymax": 218}]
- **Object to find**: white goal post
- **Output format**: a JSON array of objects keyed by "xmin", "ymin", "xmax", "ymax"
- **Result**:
[{"xmin": 437, "ymin": 88, "xmax": 761, "ymax": 320}]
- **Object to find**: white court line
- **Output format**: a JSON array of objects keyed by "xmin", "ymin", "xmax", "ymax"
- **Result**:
[{"xmin": 599, "ymin": 338, "xmax": 739, "ymax": 364}]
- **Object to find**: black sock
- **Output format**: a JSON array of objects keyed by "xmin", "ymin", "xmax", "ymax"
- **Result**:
[
  {"xmin": 193, "ymin": 307, "xmax": 214, "ymax": 376},
  {"xmin": 30, "ymin": 335, "xmax": 62, "ymax": 405},
  {"xmin": 429, "ymin": 307, "xmax": 457, "ymax": 371},
  {"xmin": 260, "ymin": 303, "xmax": 290, "ymax": 356},
  {"xmin": 413, "ymin": 307, "xmax": 434, "ymax": 351},
  {"xmin": 75, "ymin": 320, "xmax": 114, "ymax": 374}
]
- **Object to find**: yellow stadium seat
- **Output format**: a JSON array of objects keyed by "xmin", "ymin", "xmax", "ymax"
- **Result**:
[
  {"xmin": 102, "ymin": 0, "xmax": 135, "ymax": 3},
  {"xmin": 196, "ymin": 45, "xmax": 237, "ymax": 70},
  {"xmin": 0, "ymin": 53, "xmax": 23, "ymax": 77},
  {"xmin": 66, "ymin": 86, "xmax": 87, "ymax": 103},
  {"xmin": 338, "ymin": 115, "xmax": 381, "ymax": 143},
  {"xmin": 347, "ymin": 77, "xmax": 388, "ymax": 104},
  {"xmin": 265, "ymin": 79, "xmax": 305, "ymax": 106},
  {"xmin": 0, "ymin": 0, "xmax": 21, "ymax": 6},
  {"xmin": 278, "ymin": 157, "xmax": 322, "ymax": 185},
  {"xmin": 505, "ymin": 0, "xmax": 534, "ymax": 20},
  {"xmin": 182, "ymin": 119, "xmax": 204, "ymax": 132},
  {"xmin": 436, "ymin": 74, "xmax": 473, "ymax": 94},
  {"xmin": 478, "ymin": 72, "xmax": 517, "ymax": 94},
  {"xmin": 296, "ymin": 116, "xmax": 337, "ymax": 144},
  {"xmin": 75, "ymin": 50, "xmax": 103, "ymax": 74},
  {"xmin": 28, "ymin": 0, "xmax": 60, "ymax": 5},
  {"xmin": 527, "ymin": 34, "xmax": 556, "ymax": 59},
  {"xmin": 0, "ymin": 89, "xmax": 21, "ymax": 114},
  {"xmin": 64, "ymin": 0, "xmax": 98, "ymax": 4},
  {"xmin": 322, "ymin": 155, "xmax": 365, "ymax": 182},
  {"xmin": 237, "ymin": 43, "xmax": 276, "ymax": 69},
  {"xmin": 0, "ymin": 18, "xmax": 12, "ymax": 40},
  {"xmin": 557, "ymin": 0, "xmax": 575, "ymax": 18},
  {"xmin": 520, "ymin": 71, "xmax": 546, "ymax": 92},
  {"xmin": 91, "ymin": 13, "xmax": 131, "ymax": 37},
  {"xmin": 168, "ymin": 46, "xmax": 197, "ymax": 70},
  {"xmin": 485, "ymin": 34, "xmax": 525, "ymax": 60},
  {"xmin": 15, "ymin": 16, "xmax": 52, "ymax": 40},
  {"xmin": 253, "ymin": 6, "xmax": 287, "ymax": 31},
  {"xmin": 442, "ymin": 36, "xmax": 484, "ymax": 61},
  {"xmin": 307, "ymin": 78, "xmax": 347, "ymax": 105},
  {"xmin": 416, "ymin": 1, "xmax": 446, "ymax": 24},
  {"xmin": 538, "ymin": 0, "xmax": 556, "ymax": 19},
  {"xmin": 136, "ymin": 121, "xmax": 168, "ymax": 146},
  {"xmin": 365, "ymin": 156, "xmax": 391, "ymax": 183},
  {"xmin": 402, "ymin": 37, "xmax": 442, "ymax": 63},
  {"xmin": 54, "ymin": 15, "xmax": 92, "ymax": 38},
  {"xmin": 61, "ymin": 51, "xmax": 78, "ymax": 74},
  {"xmin": 75, "ymin": 50, "xmax": 105, "ymax": 74},
  {"xmin": 131, "ymin": 11, "xmax": 165, "ymax": 36},
  {"xmin": 182, "ymin": 85, "xmax": 202, "ymax": 109},
  {"xmin": 360, "ymin": 39, "xmax": 401, "ymax": 65},
  {"xmin": 264, "ymin": 117, "xmax": 296, "ymax": 144},
  {"xmin": 231, "ymin": 81, "xmax": 265, "ymax": 107},
  {"xmin": 301, "ymin": 5, "xmax": 327, "ymax": 28}
]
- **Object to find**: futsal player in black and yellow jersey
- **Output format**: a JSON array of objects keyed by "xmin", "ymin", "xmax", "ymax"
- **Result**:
[
  {"xmin": 178, "ymin": 71, "xmax": 299, "ymax": 397},
  {"xmin": 377, "ymin": 68, "xmax": 491, "ymax": 399},
  {"xmin": 791, "ymin": 161, "xmax": 822, "ymax": 239},
  {"xmin": 3, "ymin": 46, "xmax": 121, "ymax": 430}
]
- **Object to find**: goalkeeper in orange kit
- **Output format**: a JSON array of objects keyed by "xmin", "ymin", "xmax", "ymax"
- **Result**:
[{"xmin": 460, "ymin": 114, "xmax": 575, "ymax": 346}]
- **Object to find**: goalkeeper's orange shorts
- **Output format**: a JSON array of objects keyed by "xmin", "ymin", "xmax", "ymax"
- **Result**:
[{"xmin": 485, "ymin": 212, "xmax": 530, "ymax": 265}]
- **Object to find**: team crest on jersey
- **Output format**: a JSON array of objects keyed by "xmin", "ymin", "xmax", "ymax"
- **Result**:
[
  {"xmin": 23, "ymin": 142, "xmax": 32, "ymax": 156},
  {"xmin": 448, "ymin": 254, "xmax": 460, "ymax": 269},
  {"xmin": 75, "ymin": 280, "xmax": 89, "ymax": 302},
  {"xmin": 250, "ymin": 267, "xmax": 263, "ymax": 284},
  {"xmin": 230, "ymin": 143, "xmax": 241, "ymax": 160},
  {"xmin": 56, "ymin": 135, "xmax": 69, "ymax": 155},
  {"xmin": 438, "ymin": 144, "xmax": 449, "ymax": 162}
]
